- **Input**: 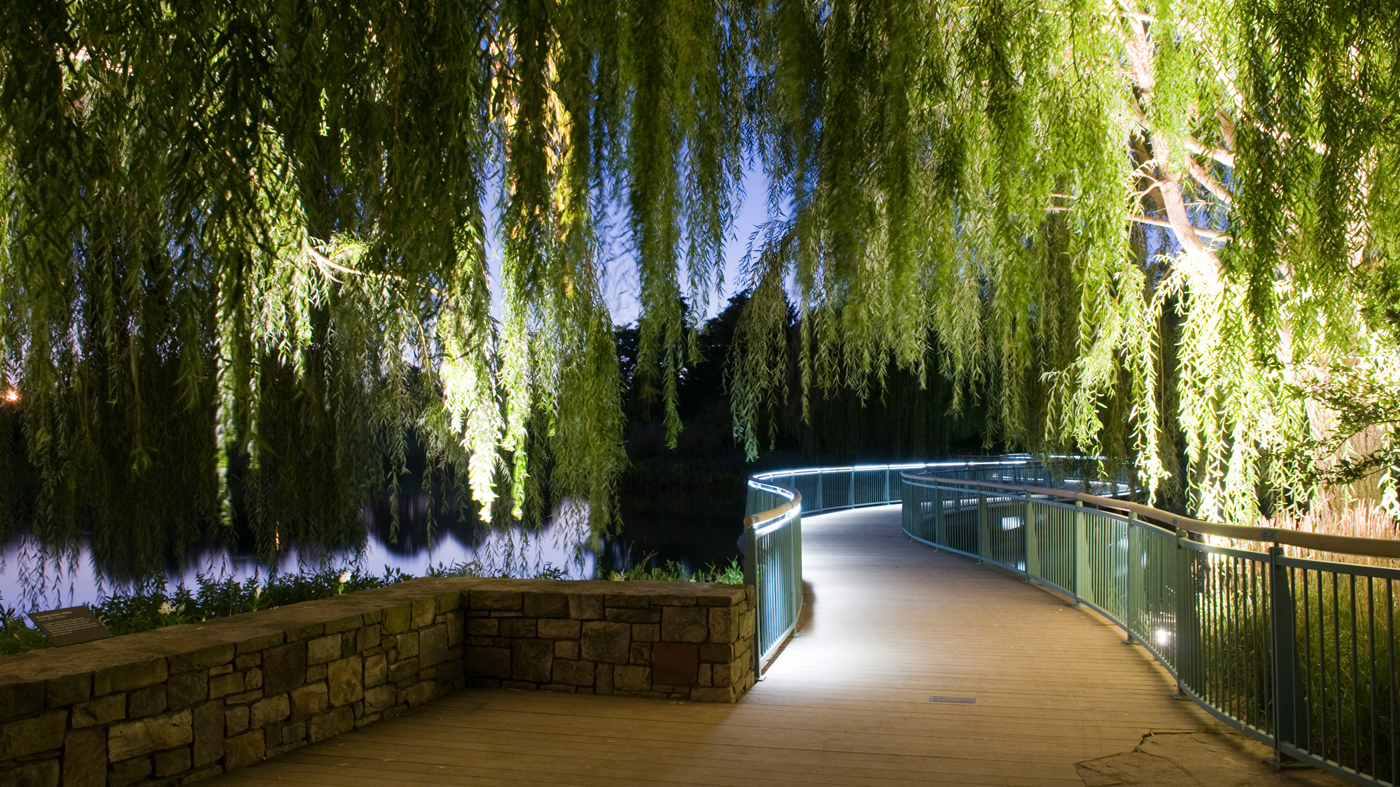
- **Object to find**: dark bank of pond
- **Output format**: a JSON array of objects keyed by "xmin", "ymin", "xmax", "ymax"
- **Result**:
[{"xmin": 0, "ymin": 457, "xmax": 757, "ymax": 615}]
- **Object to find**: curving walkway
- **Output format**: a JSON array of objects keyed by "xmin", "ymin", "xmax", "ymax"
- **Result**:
[{"xmin": 211, "ymin": 506, "xmax": 1344, "ymax": 786}]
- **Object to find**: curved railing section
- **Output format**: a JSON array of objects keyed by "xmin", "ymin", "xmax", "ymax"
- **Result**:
[
  {"xmin": 742, "ymin": 457, "xmax": 1064, "ymax": 675},
  {"xmin": 902, "ymin": 472, "xmax": 1400, "ymax": 787}
]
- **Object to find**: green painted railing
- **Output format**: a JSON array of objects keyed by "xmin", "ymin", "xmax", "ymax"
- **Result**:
[
  {"xmin": 742, "ymin": 457, "xmax": 1061, "ymax": 675},
  {"xmin": 902, "ymin": 472, "xmax": 1400, "ymax": 787}
]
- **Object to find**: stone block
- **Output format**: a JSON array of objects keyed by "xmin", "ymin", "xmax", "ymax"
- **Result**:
[
  {"xmin": 62, "ymin": 727, "xmax": 105, "ymax": 787},
  {"xmin": 606, "ymin": 607, "xmax": 660, "ymax": 624},
  {"xmin": 651, "ymin": 643, "xmax": 699, "ymax": 686},
  {"xmin": 0, "ymin": 758, "xmax": 59, "ymax": 787},
  {"xmin": 191, "ymin": 699, "xmax": 225, "ymax": 767},
  {"xmin": 45, "ymin": 673, "xmax": 90, "ymax": 708},
  {"xmin": 356, "ymin": 624, "xmax": 381, "ymax": 653},
  {"xmin": 567, "ymin": 594, "xmax": 605, "ymax": 620},
  {"xmin": 396, "ymin": 631, "xmax": 420, "ymax": 659},
  {"xmin": 108, "ymin": 755, "xmax": 150, "ymax": 787},
  {"xmin": 154, "ymin": 745, "xmax": 191, "ymax": 777},
  {"xmin": 661, "ymin": 606, "xmax": 708, "ymax": 643},
  {"xmin": 307, "ymin": 706, "xmax": 353, "ymax": 743},
  {"xmin": 420, "ymin": 624, "xmax": 449, "ymax": 667},
  {"xmin": 471, "ymin": 590, "xmax": 521, "ymax": 611},
  {"xmin": 326, "ymin": 613, "xmax": 362, "ymax": 635},
  {"xmin": 0, "ymin": 681, "xmax": 44, "ymax": 723},
  {"xmin": 223, "ymin": 729, "xmax": 265, "ymax": 769},
  {"xmin": 698, "ymin": 664, "xmax": 712, "ymax": 687},
  {"xmin": 328, "ymin": 656, "xmax": 364, "ymax": 706},
  {"xmin": 500, "ymin": 618, "xmax": 535, "ymax": 638},
  {"xmin": 446, "ymin": 613, "xmax": 464, "ymax": 646},
  {"xmin": 167, "ymin": 669, "xmax": 208, "ymax": 711},
  {"xmin": 712, "ymin": 661, "xmax": 733, "ymax": 688},
  {"xmin": 554, "ymin": 641, "xmax": 580, "ymax": 659},
  {"xmin": 552, "ymin": 660, "xmax": 595, "ymax": 687},
  {"xmin": 580, "ymin": 621, "xmax": 630, "ymax": 664},
  {"xmin": 250, "ymin": 695, "xmax": 290, "ymax": 728},
  {"xmin": 699, "ymin": 642, "xmax": 734, "ymax": 663},
  {"xmin": 245, "ymin": 667, "xmax": 264, "ymax": 691},
  {"xmin": 629, "ymin": 642, "xmax": 651, "ymax": 665},
  {"xmin": 511, "ymin": 639, "xmax": 553, "ymax": 683},
  {"xmin": 94, "ymin": 658, "xmax": 168, "ymax": 696},
  {"xmin": 632, "ymin": 623, "xmax": 660, "ymax": 642},
  {"xmin": 208, "ymin": 671, "xmax": 244, "ymax": 699},
  {"xmin": 411, "ymin": 597, "xmax": 436, "ymax": 629},
  {"xmin": 235, "ymin": 632, "xmax": 284, "ymax": 654},
  {"xmin": 107, "ymin": 709, "xmax": 193, "ymax": 761},
  {"xmin": 226, "ymin": 688, "xmax": 263, "ymax": 705},
  {"xmin": 689, "ymin": 686, "xmax": 736, "ymax": 703},
  {"xmin": 651, "ymin": 594, "xmax": 697, "ymax": 607},
  {"xmin": 272, "ymin": 719, "xmax": 306, "ymax": 748},
  {"xmin": 536, "ymin": 618, "xmax": 580, "ymax": 639},
  {"xmin": 209, "ymin": 664, "xmax": 233, "ymax": 676},
  {"xmin": 305, "ymin": 664, "xmax": 327, "ymax": 683},
  {"xmin": 435, "ymin": 591, "xmax": 462, "ymax": 614},
  {"xmin": 523, "ymin": 592, "xmax": 568, "ymax": 618},
  {"xmin": 290, "ymin": 683, "xmax": 329, "ymax": 721},
  {"xmin": 613, "ymin": 665, "xmax": 650, "ymax": 692},
  {"xmin": 605, "ymin": 593, "xmax": 651, "ymax": 609},
  {"xmin": 708, "ymin": 607, "xmax": 737, "ymax": 642},
  {"xmin": 465, "ymin": 645, "xmax": 512, "ymax": 679},
  {"xmin": 287, "ymin": 623, "xmax": 325, "ymax": 642},
  {"xmin": 382, "ymin": 603, "xmax": 411, "ymax": 635},
  {"xmin": 364, "ymin": 653, "xmax": 387, "ymax": 688},
  {"xmin": 363, "ymin": 684, "xmax": 397, "ymax": 714},
  {"xmin": 225, "ymin": 705, "xmax": 249, "ymax": 737},
  {"xmin": 72, "ymin": 693, "xmax": 125, "ymax": 728},
  {"xmin": 0, "ymin": 710, "xmax": 66, "ymax": 759},
  {"xmin": 168, "ymin": 644, "xmax": 235, "ymax": 674},
  {"xmin": 594, "ymin": 663, "xmax": 613, "ymax": 694},
  {"xmin": 262, "ymin": 642, "xmax": 307, "ymax": 696},
  {"xmin": 128, "ymin": 683, "xmax": 167, "ymax": 718},
  {"xmin": 387, "ymin": 657, "xmax": 419, "ymax": 683},
  {"xmin": 406, "ymin": 681, "xmax": 435, "ymax": 707},
  {"xmin": 235, "ymin": 653, "xmax": 261, "ymax": 669},
  {"xmin": 307, "ymin": 635, "xmax": 341, "ymax": 666},
  {"xmin": 467, "ymin": 618, "xmax": 499, "ymax": 636}
]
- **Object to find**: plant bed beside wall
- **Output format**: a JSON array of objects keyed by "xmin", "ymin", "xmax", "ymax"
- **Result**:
[{"xmin": 0, "ymin": 578, "xmax": 757, "ymax": 787}]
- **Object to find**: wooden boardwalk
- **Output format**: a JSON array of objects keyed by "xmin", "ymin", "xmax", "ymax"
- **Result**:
[{"xmin": 212, "ymin": 506, "xmax": 1336, "ymax": 786}]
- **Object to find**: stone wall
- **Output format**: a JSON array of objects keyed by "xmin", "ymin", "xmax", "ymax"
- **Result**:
[
  {"xmin": 0, "ymin": 578, "xmax": 755, "ymax": 787},
  {"xmin": 457, "ymin": 581, "xmax": 756, "ymax": 702}
]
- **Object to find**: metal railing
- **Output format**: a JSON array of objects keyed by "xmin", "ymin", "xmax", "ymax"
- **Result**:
[
  {"xmin": 742, "ymin": 458, "xmax": 1063, "ymax": 675},
  {"xmin": 902, "ymin": 472, "xmax": 1400, "ymax": 787}
]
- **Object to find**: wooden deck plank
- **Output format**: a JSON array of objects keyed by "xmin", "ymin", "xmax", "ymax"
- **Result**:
[{"xmin": 205, "ymin": 505, "xmax": 1284, "ymax": 786}]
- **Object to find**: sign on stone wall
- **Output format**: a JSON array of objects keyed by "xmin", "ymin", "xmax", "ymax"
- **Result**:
[{"xmin": 27, "ymin": 605, "xmax": 112, "ymax": 646}]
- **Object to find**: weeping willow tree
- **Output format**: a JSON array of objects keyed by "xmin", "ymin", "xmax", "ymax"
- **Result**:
[{"xmin": 1, "ymin": 0, "xmax": 1397, "ymax": 569}]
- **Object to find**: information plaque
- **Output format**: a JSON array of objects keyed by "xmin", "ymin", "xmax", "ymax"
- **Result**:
[{"xmin": 28, "ymin": 606, "xmax": 113, "ymax": 647}]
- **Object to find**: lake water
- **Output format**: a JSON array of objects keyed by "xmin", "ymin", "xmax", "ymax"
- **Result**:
[{"xmin": 0, "ymin": 487, "xmax": 747, "ymax": 615}]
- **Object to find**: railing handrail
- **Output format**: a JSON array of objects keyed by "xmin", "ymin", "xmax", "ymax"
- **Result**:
[{"xmin": 909, "ymin": 473, "xmax": 1400, "ymax": 561}]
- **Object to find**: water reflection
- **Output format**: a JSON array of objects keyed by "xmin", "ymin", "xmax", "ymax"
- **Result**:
[{"xmin": 0, "ymin": 499, "xmax": 595, "ymax": 614}]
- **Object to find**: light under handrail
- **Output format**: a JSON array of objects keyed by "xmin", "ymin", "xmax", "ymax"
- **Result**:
[{"xmin": 909, "ymin": 473, "xmax": 1400, "ymax": 560}]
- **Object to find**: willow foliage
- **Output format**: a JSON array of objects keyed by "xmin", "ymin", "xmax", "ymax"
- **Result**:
[{"xmin": 1, "ymin": 0, "xmax": 1397, "ymax": 564}]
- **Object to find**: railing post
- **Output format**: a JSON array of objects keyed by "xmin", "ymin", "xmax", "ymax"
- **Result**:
[
  {"xmin": 932, "ymin": 482, "xmax": 942, "ymax": 548},
  {"xmin": 1268, "ymin": 543, "xmax": 1303, "ymax": 765},
  {"xmin": 1174, "ymin": 531, "xmax": 1193, "ymax": 698},
  {"xmin": 849, "ymin": 468, "xmax": 856, "ymax": 509},
  {"xmin": 1073, "ymin": 500, "xmax": 1087, "ymax": 605},
  {"xmin": 1126, "ymin": 512, "xmax": 1141, "ymax": 643},
  {"xmin": 1024, "ymin": 496, "xmax": 1039, "ymax": 581},
  {"xmin": 884, "ymin": 468, "xmax": 891, "ymax": 503},
  {"xmin": 816, "ymin": 472, "xmax": 823, "ymax": 514},
  {"xmin": 977, "ymin": 491, "xmax": 990, "ymax": 563},
  {"xmin": 743, "ymin": 523, "xmax": 761, "ymax": 678}
]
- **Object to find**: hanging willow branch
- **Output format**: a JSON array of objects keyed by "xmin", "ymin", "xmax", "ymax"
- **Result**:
[{"xmin": 1, "ymin": 0, "xmax": 1398, "ymax": 568}]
